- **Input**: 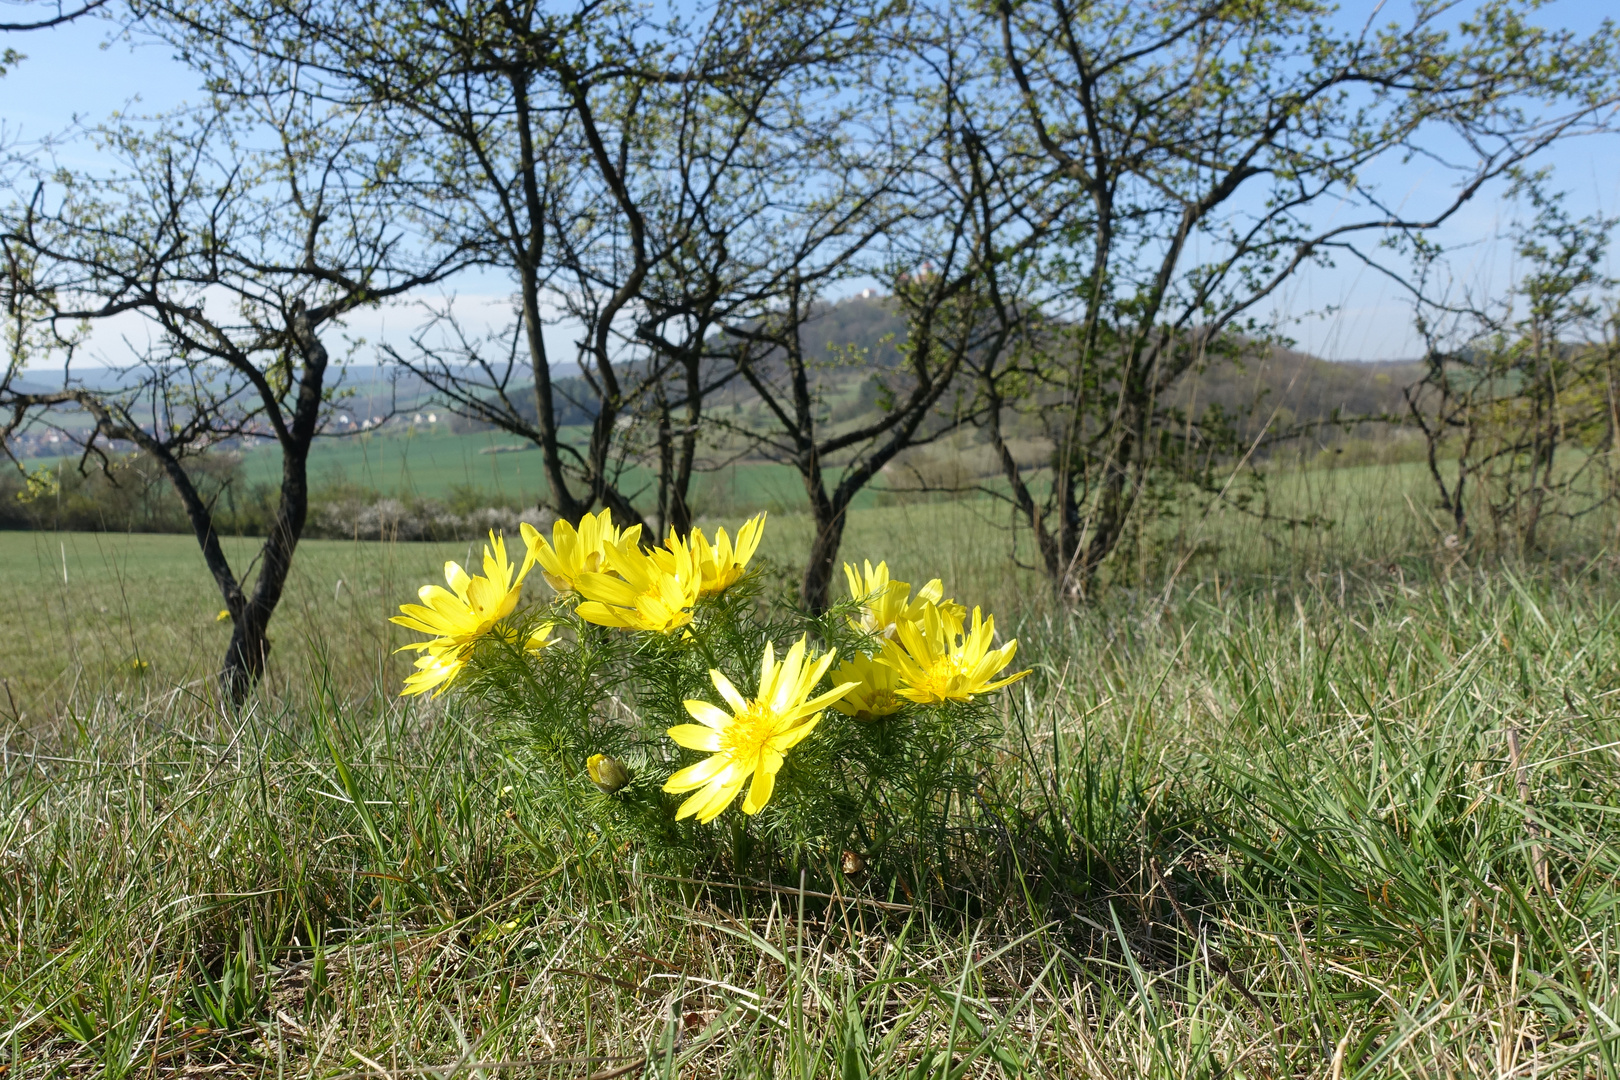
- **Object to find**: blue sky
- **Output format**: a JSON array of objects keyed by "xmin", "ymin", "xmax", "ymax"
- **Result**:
[{"xmin": 3, "ymin": 0, "xmax": 1618, "ymax": 363}]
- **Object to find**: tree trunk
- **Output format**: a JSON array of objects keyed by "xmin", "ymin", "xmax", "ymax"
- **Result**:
[
  {"xmin": 655, "ymin": 382, "xmax": 674, "ymax": 536},
  {"xmin": 667, "ymin": 352, "xmax": 703, "ymax": 538},
  {"xmin": 1077, "ymin": 456, "xmax": 1130, "ymax": 595},
  {"xmin": 221, "ymin": 609, "xmax": 271, "ymax": 703},
  {"xmin": 801, "ymin": 502, "xmax": 848, "ymax": 614},
  {"xmin": 521, "ymin": 272, "xmax": 584, "ymax": 521},
  {"xmin": 212, "ymin": 306, "xmax": 324, "ymax": 705},
  {"xmin": 221, "ymin": 472, "xmax": 304, "ymax": 704},
  {"xmin": 986, "ymin": 391, "xmax": 1066, "ymax": 588},
  {"xmin": 510, "ymin": 72, "xmax": 585, "ymax": 523}
]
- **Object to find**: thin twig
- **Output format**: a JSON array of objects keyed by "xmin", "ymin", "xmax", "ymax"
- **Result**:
[
  {"xmin": 555, "ymin": 968, "xmax": 647, "ymax": 994},
  {"xmin": 587, "ymin": 1060, "xmax": 649, "ymax": 1080},
  {"xmin": 145, "ymin": 956, "xmax": 186, "ymax": 1080},
  {"xmin": 327, "ymin": 1054, "xmax": 643, "ymax": 1080}
]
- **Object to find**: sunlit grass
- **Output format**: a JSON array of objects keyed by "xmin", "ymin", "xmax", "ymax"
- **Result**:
[{"xmin": 3, "ymin": 462, "xmax": 1620, "ymax": 1077}]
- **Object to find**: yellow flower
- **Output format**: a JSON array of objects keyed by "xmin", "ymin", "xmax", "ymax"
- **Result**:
[
  {"xmin": 215, "ymin": 609, "xmax": 231, "ymax": 623},
  {"xmin": 391, "ymin": 531, "xmax": 538, "ymax": 696},
  {"xmin": 521, "ymin": 624, "xmax": 557, "ymax": 653},
  {"xmin": 393, "ymin": 531, "xmax": 530, "ymax": 646},
  {"xmin": 575, "ymin": 534, "xmax": 701, "ymax": 634},
  {"xmin": 843, "ymin": 560, "xmax": 964, "ymax": 638},
  {"xmin": 829, "ymin": 652, "xmax": 906, "ymax": 720},
  {"xmin": 689, "ymin": 513, "xmax": 766, "ymax": 595},
  {"xmin": 400, "ymin": 639, "xmax": 469, "ymax": 698},
  {"xmin": 399, "ymin": 621, "xmax": 555, "ymax": 699},
  {"xmin": 879, "ymin": 604, "xmax": 1030, "ymax": 704},
  {"xmin": 663, "ymin": 636, "xmax": 857, "ymax": 822},
  {"xmin": 586, "ymin": 754, "xmax": 632, "ymax": 793},
  {"xmin": 522, "ymin": 509, "xmax": 642, "ymax": 593}
]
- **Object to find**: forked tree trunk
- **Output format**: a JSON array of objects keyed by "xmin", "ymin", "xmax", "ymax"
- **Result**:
[
  {"xmin": 210, "ymin": 313, "xmax": 322, "ymax": 705},
  {"xmin": 667, "ymin": 351, "xmax": 703, "ymax": 539},
  {"xmin": 144, "ymin": 440, "xmax": 287, "ymax": 707},
  {"xmin": 221, "ymin": 608, "xmax": 272, "ymax": 702}
]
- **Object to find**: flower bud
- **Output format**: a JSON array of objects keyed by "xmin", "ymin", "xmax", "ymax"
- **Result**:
[{"xmin": 586, "ymin": 754, "xmax": 631, "ymax": 794}]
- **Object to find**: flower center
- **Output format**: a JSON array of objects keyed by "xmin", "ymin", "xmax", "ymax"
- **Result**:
[
  {"xmin": 915, "ymin": 653, "xmax": 970, "ymax": 694},
  {"xmin": 719, "ymin": 702, "xmax": 776, "ymax": 761}
]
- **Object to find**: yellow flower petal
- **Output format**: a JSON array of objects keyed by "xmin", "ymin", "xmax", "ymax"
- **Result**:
[
  {"xmin": 741, "ymin": 764, "xmax": 776, "ymax": 815},
  {"xmin": 665, "ymin": 754, "xmax": 735, "ymax": 792},
  {"xmin": 684, "ymin": 699, "xmax": 734, "ymax": 732},
  {"xmin": 711, "ymin": 669, "xmax": 749, "ymax": 714},
  {"xmin": 667, "ymin": 723, "xmax": 725, "ymax": 752}
]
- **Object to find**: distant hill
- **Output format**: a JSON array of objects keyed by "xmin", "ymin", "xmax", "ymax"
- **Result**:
[
  {"xmin": 9, "ymin": 299, "xmax": 1422, "ymax": 476},
  {"xmin": 1169, "ymin": 348, "xmax": 1421, "ymax": 437},
  {"xmin": 709, "ymin": 296, "xmax": 1420, "ymax": 433},
  {"xmin": 441, "ymin": 296, "xmax": 1422, "ymax": 450}
]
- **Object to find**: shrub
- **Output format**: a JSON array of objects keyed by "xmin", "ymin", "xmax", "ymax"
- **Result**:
[{"xmin": 388, "ymin": 512, "xmax": 1030, "ymax": 881}]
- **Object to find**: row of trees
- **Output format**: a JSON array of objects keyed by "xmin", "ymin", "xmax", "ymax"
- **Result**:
[{"xmin": 3, "ymin": 0, "xmax": 1617, "ymax": 698}]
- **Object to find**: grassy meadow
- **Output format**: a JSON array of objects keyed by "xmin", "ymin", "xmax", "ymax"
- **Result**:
[
  {"xmin": 232, "ymin": 425, "xmax": 815, "ymax": 512},
  {"xmin": 0, "ymin": 454, "xmax": 1461, "ymax": 720},
  {"xmin": 3, "ymin": 460, "xmax": 1620, "ymax": 1078},
  {"xmin": 0, "ymin": 500, "xmax": 1027, "ymax": 721}
]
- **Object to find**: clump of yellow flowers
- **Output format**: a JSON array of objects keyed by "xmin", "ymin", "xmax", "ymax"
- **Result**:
[
  {"xmin": 388, "ymin": 509, "xmax": 1029, "ymax": 867},
  {"xmin": 833, "ymin": 560, "xmax": 1025, "ymax": 715}
]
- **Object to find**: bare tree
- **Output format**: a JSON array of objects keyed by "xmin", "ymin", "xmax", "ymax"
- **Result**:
[
  {"xmin": 706, "ymin": 9, "xmax": 1060, "ymax": 610},
  {"xmin": 1, "ymin": 91, "xmax": 475, "ymax": 701},
  {"xmin": 978, "ymin": 0, "xmax": 1620, "ymax": 597},
  {"xmin": 134, "ymin": 0, "xmax": 1063, "ymax": 613},
  {"xmin": 133, "ymin": 0, "xmax": 904, "ymax": 542},
  {"xmin": 624, "ymin": 21, "xmax": 902, "ymax": 539},
  {"xmin": 1406, "ymin": 175, "xmax": 1620, "ymax": 550}
]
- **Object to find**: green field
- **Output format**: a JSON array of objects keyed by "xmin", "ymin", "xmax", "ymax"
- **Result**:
[
  {"xmin": 0, "ymin": 529, "xmax": 471, "ymax": 720},
  {"xmin": 0, "ymin": 501, "xmax": 1038, "ymax": 720},
  {"xmin": 2, "ymin": 455, "xmax": 1601, "ymax": 721},
  {"xmin": 4, "ymin": 467, "xmax": 1620, "ymax": 1077},
  {"xmin": 241, "ymin": 426, "xmax": 554, "ymax": 501},
  {"xmin": 236, "ymin": 425, "xmax": 823, "ymax": 512}
]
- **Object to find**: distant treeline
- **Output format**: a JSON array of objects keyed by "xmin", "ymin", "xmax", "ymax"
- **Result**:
[{"xmin": 0, "ymin": 454, "xmax": 545, "ymax": 542}]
